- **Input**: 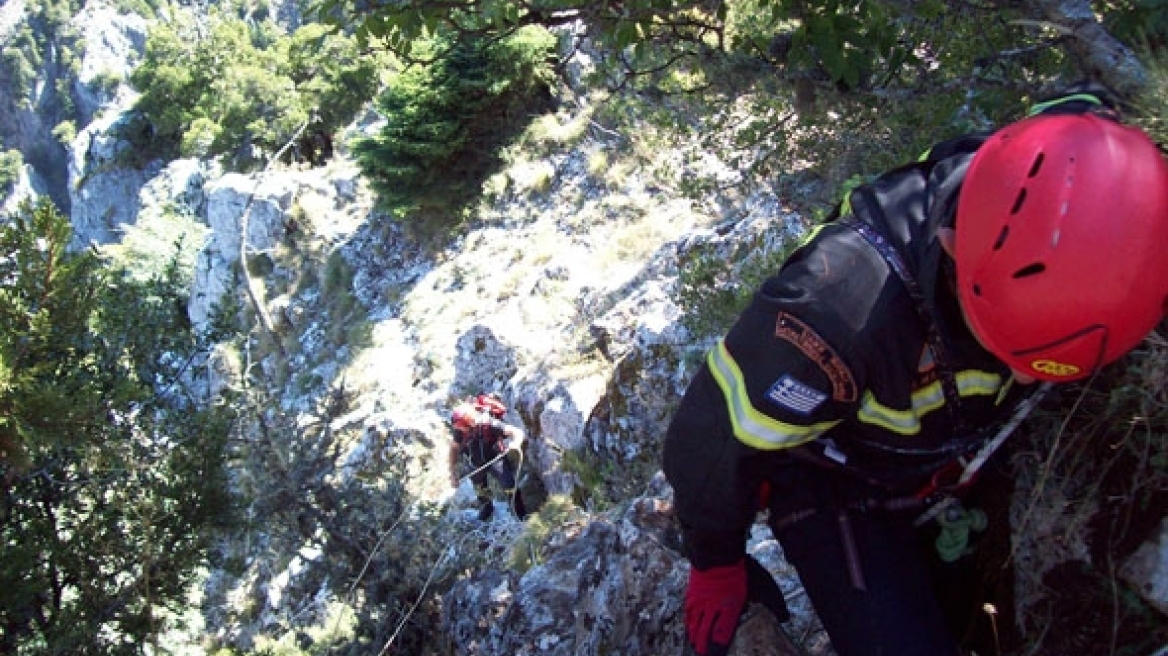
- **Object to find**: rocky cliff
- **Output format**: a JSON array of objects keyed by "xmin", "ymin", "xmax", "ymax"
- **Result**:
[{"xmin": 3, "ymin": 1, "xmax": 1166, "ymax": 654}]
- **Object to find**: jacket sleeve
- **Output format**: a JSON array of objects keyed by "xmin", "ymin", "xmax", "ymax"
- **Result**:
[{"xmin": 663, "ymin": 262, "xmax": 861, "ymax": 568}]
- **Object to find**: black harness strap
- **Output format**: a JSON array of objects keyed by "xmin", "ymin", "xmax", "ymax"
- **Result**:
[{"xmin": 840, "ymin": 216, "xmax": 965, "ymax": 426}]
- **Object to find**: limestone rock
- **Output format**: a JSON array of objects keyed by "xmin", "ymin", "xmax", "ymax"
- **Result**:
[{"xmin": 1120, "ymin": 515, "xmax": 1168, "ymax": 617}]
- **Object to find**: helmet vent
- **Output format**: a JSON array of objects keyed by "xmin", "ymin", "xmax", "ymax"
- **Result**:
[
  {"xmin": 1027, "ymin": 154, "xmax": 1045, "ymax": 178},
  {"xmin": 1012, "ymin": 263, "xmax": 1046, "ymax": 279},
  {"xmin": 1010, "ymin": 188, "xmax": 1027, "ymax": 215},
  {"xmin": 993, "ymin": 226, "xmax": 1009, "ymax": 250}
]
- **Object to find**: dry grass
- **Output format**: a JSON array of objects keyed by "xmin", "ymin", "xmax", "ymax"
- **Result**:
[{"xmin": 1007, "ymin": 329, "xmax": 1168, "ymax": 654}]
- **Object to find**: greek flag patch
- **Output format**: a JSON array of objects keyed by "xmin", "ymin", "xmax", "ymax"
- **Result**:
[{"xmin": 766, "ymin": 374, "xmax": 828, "ymax": 415}]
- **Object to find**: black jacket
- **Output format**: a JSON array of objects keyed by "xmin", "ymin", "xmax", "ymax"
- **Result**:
[
  {"xmin": 454, "ymin": 419, "xmax": 509, "ymax": 465},
  {"xmin": 662, "ymin": 86, "xmax": 1115, "ymax": 569}
]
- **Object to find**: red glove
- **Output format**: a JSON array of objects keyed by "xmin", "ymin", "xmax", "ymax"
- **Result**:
[{"xmin": 684, "ymin": 559, "xmax": 747, "ymax": 656}]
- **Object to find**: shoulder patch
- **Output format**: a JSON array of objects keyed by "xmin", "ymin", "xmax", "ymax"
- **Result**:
[
  {"xmin": 766, "ymin": 374, "xmax": 828, "ymax": 415},
  {"xmin": 774, "ymin": 311, "xmax": 857, "ymax": 403}
]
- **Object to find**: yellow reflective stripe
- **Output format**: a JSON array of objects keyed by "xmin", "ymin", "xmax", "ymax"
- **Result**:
[
  {"xmin": 858, "ymin": 390, "xmax": 925, "ymax": 434},
  {"xmin": 1027, "ymin": 93, "xmax": 1102, "ymax": 116},
  {"xmin": 957, "ymin": 369, "xmax": 1002, "ymax": 396},
  {"xmin": 858, "ymin": 369, "xmax": 1004, "ymax": 435},
  {"xmin": 996, "ymin": 377, "xmax": 1015, "ymax": 405},
  {"xmin": 707, "ymin": 341, "xmax": 840, "ymax": 450},
  {"xmin": 836, "ymin": 175, "xmax": 870, "ymax": 217},
  {"xmin": 797, "ymin": 223, "xmax": 829, "ymax": 249}
]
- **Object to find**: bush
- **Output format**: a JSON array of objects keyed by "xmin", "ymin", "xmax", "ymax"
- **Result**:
[
  {"xmin": 2, "ymin": 46, "xmax": 36, "ymax": 102},
  {"xmin": 181, "ymin": 117, "xmax": 222, "ymax": 158},
  {"xmin": 0, "ymin": 149, "xmax": 24, "ymax": 199},
  {"xmin": 0, "ymin": 199, "xmax": 233, "ymax": 654},
  {"xmin": 51, "ymin": 119, "xmax": 76, "ymax": 144}
]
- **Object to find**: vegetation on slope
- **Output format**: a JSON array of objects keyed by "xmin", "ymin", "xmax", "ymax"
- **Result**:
[
  {"xmin": 351, "ymin": 27, "xmax": 558, "ymax": 227},
  {"xmin": 0, "ymin": 199, "xmax": 233, "ymax": 653},
  {"xmin": 129, "ymin": 11, "xmax": 383, "ymax": 169},
  {"xmin": 3, "ymin": 0, "xmax": 1168, "ymax": 653}
]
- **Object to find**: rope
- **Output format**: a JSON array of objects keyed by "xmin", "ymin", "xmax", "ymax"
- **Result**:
[
  {"xmin": 914, "ymin": 382, "xmax": 1052, "ymax": 526},
  {"xmin": 378, "ymin": 438, "xmax": 528, "ymax": 654},
  {"xmin": 377, "ymin": 528, "xmax": 489, "ymax": 655},
  {"xmin": 378, "ymin": 538, "xmax": 456, "ymax": 655},
  {"xmin": 455, "ymin": 441, "xmax": 527, "ymax": 517},
  {"xmin": 326, "ymin": 505, "xmax": 412, "ymax": 644},
  {"xmin": 343, "ymin": 430, "xmax": 528, "ymax": 653},
  {"xmin": 456, "ymin": 448, "xmax": 509, "ymax": 482}
]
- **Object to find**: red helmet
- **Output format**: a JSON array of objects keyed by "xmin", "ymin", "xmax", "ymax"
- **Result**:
[
  {"xmin": 955, "ymin": 113, "xmax": 1168, "ymax": 381},
  {"xmin": 451, "ymin": 403, "xmax": 478, "ymax": 431}
]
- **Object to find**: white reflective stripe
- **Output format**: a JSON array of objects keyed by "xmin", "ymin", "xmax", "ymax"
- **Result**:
[
  {"xmin": 707, "ymin": 340, "xmax": 840, "ymax": 450},
  {"xmin": 858, "ymin": 369, "xmax": 1004, "ymax": 435}
]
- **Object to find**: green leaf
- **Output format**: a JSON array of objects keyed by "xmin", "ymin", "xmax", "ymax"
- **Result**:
[
  {"xmin": 505, "ymin": 2, "xmax": 523, "ymax": 25},
  {"xmin": 917, "ymin": 0, "xmax": 947, "ymax": 20},
  {"xmin": 614, "ymin": 20, "xmax": 638, "ymax": 49}
]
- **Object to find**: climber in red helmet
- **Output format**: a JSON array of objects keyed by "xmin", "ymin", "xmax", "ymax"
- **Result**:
[
  {"xmin": 448, "ymin": 396, "xmax": 528, "ymax": 521},
  {"xmin": 663, "ymin": 83, "xmax": 1168, "ymax": 656}
]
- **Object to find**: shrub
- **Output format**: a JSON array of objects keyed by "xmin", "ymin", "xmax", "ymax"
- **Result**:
[
  {"xmin": 0, "ymin": 199, "xmax": 233, "ymax": 653},
  {"xmin": 181, "ymin": 117, "xmax": 222, "ymax": 158},
  {"xmin": 0, "ymin": 149, "xmax": 24, "ymax": 199},
  {"xmin": 51, "ymin": 120, "xmax": 76, "ymax": 145}
]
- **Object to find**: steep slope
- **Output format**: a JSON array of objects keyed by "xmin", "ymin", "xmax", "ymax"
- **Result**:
[{"xmin": 4, "ymin": 0, "xmax": 1166, "ymax": 652}]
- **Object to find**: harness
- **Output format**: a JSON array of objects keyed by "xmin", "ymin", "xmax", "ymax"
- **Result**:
[
  {"xmin": 459, "ymin": 422, "xmax": 504, "ymax": 464},
  {"xmin": 840, "ymin": 215, "xmax": 965, "ymax": 427},
  {"xmin": 770, "ymin": 214, "xmax": 1051, "ymax": 589}
]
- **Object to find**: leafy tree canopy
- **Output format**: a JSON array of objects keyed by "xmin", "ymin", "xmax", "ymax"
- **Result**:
[
  {"xmin": 0, "ymin": 199, "xmax": 233, "ymax": 654},
  {"xmin": 316, "ymin": 0, "xmax": 1167, "ymax": 103},
  {"xmin": 129, "ymin": 11, "xmax": 383, "ymax": 169},
  {"xmin": 314, "ymin": 0, "xmax": 995, "ymax": 88}
]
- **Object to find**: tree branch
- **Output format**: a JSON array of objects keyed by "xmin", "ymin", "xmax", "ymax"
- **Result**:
[
  {"xmin": 1025, "ymin": 0, "xmax": 1148, "ymax": 97},
  {"xmin": 235, "ymin": 118, "xmax": 312, "ymax": 358}
]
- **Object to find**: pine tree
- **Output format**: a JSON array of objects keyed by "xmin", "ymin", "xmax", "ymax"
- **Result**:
[
  {"xmin": 0, "ymin": 199, "xmax": 233, "ymax": 654},
  {"xmin": 352, "ymin": 28, "xmax": 556, "ymax": 225}
]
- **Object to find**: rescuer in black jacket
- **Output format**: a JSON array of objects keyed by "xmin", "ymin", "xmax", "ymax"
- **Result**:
[{"xmin": 663, "ymin": 86, "xmax": 1168, "ymax": 656}]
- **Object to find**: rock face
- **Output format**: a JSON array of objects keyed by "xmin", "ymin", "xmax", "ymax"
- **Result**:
[
  {"xmin": 68, "ymin": 109, "xmax": 163, "ymax": 246},
  {"xmin": 0, "ymin": 161, "xmax": 47, "ymax": 215},
  {"xmin": 442, "ymin": 494, "xmax": 691, "ymax": 656},
  {"xmin": 4, "ymin": 0, "xmax": 1167, "ymax": 653},
  {"xmin": 441, "ymin": 475, "xmax": 832, "ymax": 656},
  {"xmin": 191, "ymin": 172, "xmax": 299, "ymax": 328},
  {"xmin": 1, "ymin": 0, "xmax": 148, "ymax": 212},
  {"xmin": 69, "ymin": 3, "xmax": 147, "ymax": 121},
  {"xmin": 1121, "ymin": 517, "xmax": 1168, "ymax": 617}
]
